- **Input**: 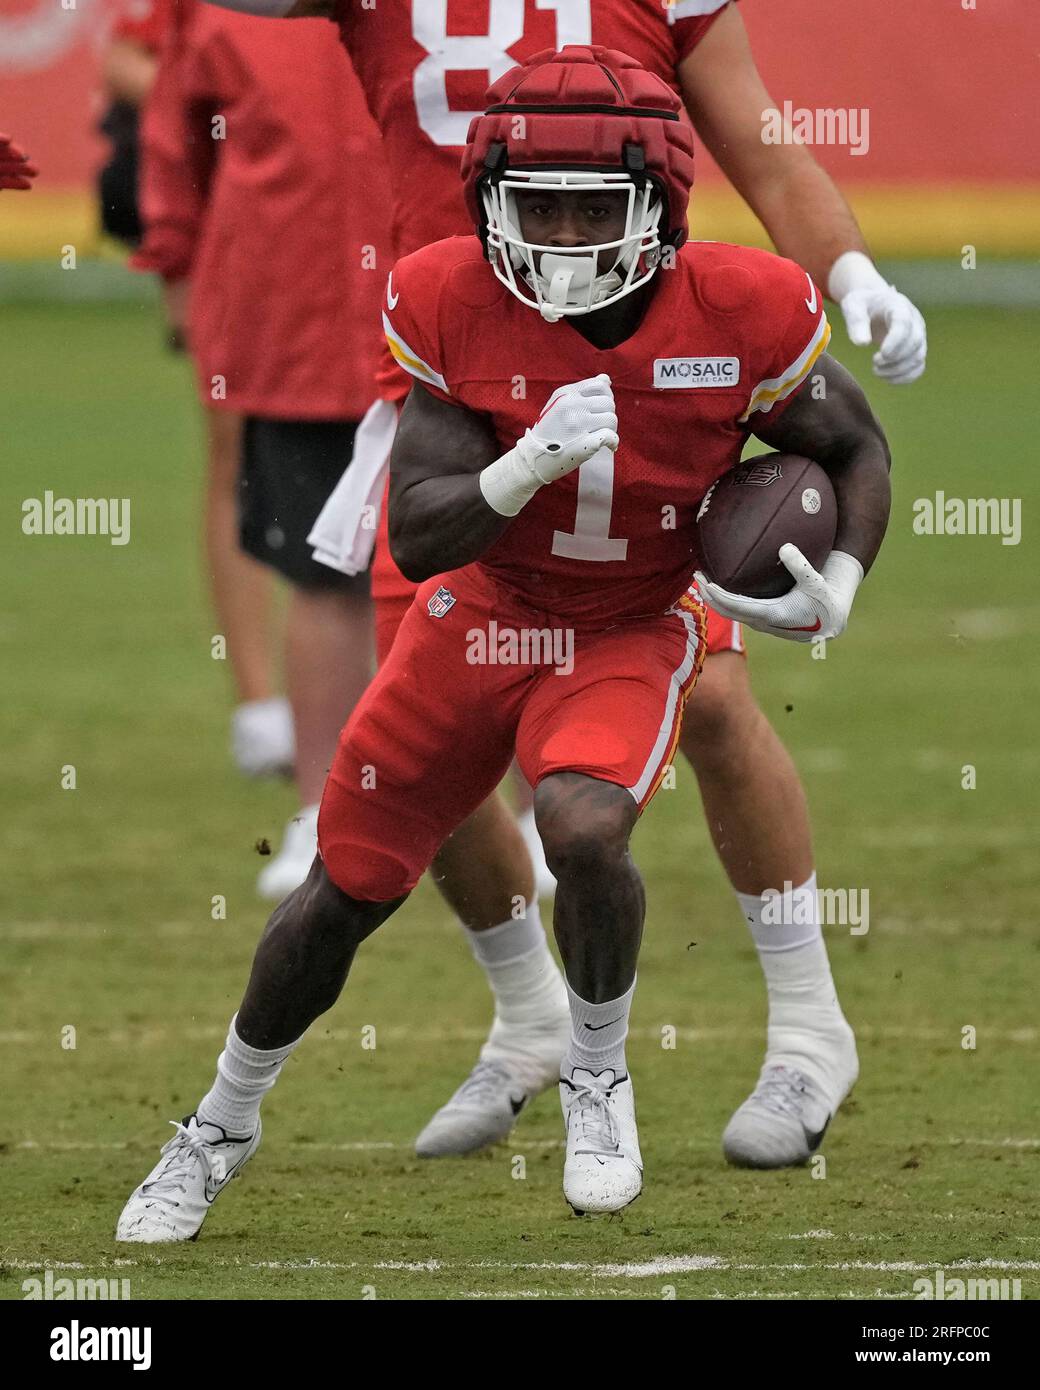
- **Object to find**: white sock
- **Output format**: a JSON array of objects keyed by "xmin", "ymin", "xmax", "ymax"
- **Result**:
[
  {"xmin": 562, "ymin": 977, "xmax": 636, "ymax": 1084},
  {"xmin": 466, "ymin": 906, "xmax": 569, "ymax": 1069},
  {"xmin": 737, "ymin": 874, "xmax": 853, "ymax": 1091},
  {"xmin": 197, "ymin": 1015, "xmax": 302, "ymax": 1136}
]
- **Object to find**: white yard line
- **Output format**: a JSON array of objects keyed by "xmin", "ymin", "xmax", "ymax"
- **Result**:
[
  {"xmin": 1, "ymin": 1024, "xmax": 1036, "ymax": 1045},
  {"xmin": 7, "ymin": 1256, "xmax": 1040, "ymax": 1278}
]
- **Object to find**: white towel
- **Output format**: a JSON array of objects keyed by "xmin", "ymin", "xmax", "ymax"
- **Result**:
[{"xmin": 308, "ymin": 397, "xmax": 399, "ymax": 576}]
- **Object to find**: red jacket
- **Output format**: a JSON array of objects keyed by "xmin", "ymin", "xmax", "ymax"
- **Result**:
[
  {"xmin": 112, "ymin": 0, "xmax": 179, "ymax": 53},
  {"xmin": 134, "ymin": 4, "xmax": 390, "ymax": 420}
]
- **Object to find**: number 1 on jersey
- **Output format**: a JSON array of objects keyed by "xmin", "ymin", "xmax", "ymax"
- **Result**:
[{"xmin": 552, "ymin": 448, "xmax": 629, "ymax": 562}]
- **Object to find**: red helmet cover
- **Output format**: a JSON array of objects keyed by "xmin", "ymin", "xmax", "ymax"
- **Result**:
[{"xmin": 461, "ymin": 45, "xmax": 695, "ymax": 248}]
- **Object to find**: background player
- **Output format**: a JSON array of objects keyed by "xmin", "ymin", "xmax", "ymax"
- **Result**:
[
  {"xmin": 121, "ymin": 0, "xmax": 294, "ymax": 783},
  {"xmin": 116, "ymin": 47, "xmax": 892, "ymax": 1233},
  {"xmin": 133, "ymin": 4, "xmax": 390, "ymax": 891},
  {"xmin": 206, "ymin": 0, "xmax": 924, "ymax": 1168}
]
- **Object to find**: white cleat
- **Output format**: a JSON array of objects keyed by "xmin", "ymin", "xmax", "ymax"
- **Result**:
[
  {"xmin": 415, "ymin": 1059, "xmax": 535, "ymax": 1157},
  {"xmin": 231, "ymin": 697, "xmax": 295, "ymax": 779},
  {"xmin": 561, "ymin": 1068, "xmax": 643, "ymax": 1214},
  {"xmin": 416, "ymin": 1011, "xmax": 569, "ymax": 1156},
  {"xmin": 115, "ymin": 1114, "xmax": 261, "ymax": 1243},
  {"xmin": 723, "ymin": 1026, "xmax": 859, "ymax": 1169},
  {"xmin": 257, "ymin": 804, "xmax": 318, "ymax": 900},
  {"xmin": 517, "ymin": 807, "xmax": 557, "ymax": 899}
]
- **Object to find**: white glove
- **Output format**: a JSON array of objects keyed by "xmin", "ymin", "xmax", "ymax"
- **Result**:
[
  {"xmin": 479, "ymin": 374, "xmax": 619, "ymax": 516},
  {"xmin": 829, "ymin": 251, "xmax": 927, "ymax": 385},
  {"xmin": 695, "ymin": 546, "xmax": 864, "ymax": 643}
]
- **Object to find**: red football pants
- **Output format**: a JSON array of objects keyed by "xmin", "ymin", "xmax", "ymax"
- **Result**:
[{"xmin": 318, "ymin": 565, "xmax": 706, "ymax": 903}]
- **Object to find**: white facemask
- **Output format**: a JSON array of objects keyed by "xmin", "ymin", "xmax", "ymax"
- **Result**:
[{"xmin": 482, "ymin": 169, "xmax": 664, "ymax": 321}]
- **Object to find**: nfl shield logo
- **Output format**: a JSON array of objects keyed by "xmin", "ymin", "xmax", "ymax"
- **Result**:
[
  {"xmin": 427, "ymin": 586, "xmax": 456, "ymax": 618},
  {"xmin": 733, "ymin": 460, "xmax": 783, "ymax": 488}
]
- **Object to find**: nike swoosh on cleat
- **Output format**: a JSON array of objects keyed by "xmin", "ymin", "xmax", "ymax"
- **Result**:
[
  {"xmin": 584, "ymin": 1017, "xmax": 623, "ymax": 1031},
  {"xmin": 803, "ymin": 1116, "xmax": 831, "ymax": 1152},
  {"xmin": 203, "ymin": 1146, "xmax": 254, "ymax": 1204}
]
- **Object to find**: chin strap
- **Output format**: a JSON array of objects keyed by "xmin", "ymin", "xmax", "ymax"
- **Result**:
[{"xmin": 531, "ymin": 253, "xmax": 625, "ymax": 322}]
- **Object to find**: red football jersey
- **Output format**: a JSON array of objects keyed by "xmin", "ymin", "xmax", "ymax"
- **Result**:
[
  {"xmin": 385, "ymin": 236, "xmax": 830, "ymax": 625},
  {"xmin": 135, "ymin": 6, "xmax": 390, "ymax": 418},
  {"xmin": 112, "ymin": 0, "xmax": 180, "ymax": 53},
  {"xmin": 334, "ymin": 0, "xmax": 731, "ymax": 261}
]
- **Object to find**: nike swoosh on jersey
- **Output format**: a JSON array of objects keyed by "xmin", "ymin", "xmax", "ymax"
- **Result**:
[
  {"xmin": 804, "ymin": 274, "xmax": 818, "ymax": 314},
  {"xmin": 386, "ymin": 274, "xmax": 399, "ymax": 310}
]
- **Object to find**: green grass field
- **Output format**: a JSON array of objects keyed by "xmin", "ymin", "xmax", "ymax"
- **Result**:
[{"xmin": 2, "ymin": 299, "xmax": 1038, "ymax": 1301}]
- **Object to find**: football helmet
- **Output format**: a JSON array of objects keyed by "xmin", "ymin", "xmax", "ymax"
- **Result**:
[{"xmin": 462, "ymin": 46, "xmax": 695, "ymax": 321}]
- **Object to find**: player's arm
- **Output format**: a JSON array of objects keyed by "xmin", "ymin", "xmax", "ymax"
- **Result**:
[
  {"xmin": 388, "ymin": 386, "xmax": 506, "ymax": 581},
  {"xmin": 696, "ymin": 355, "xmax": 890, "ymax": 642},
  {"xmin": 754, "ymin": 354, "xmax": 891, "ymax": 576},
  {"xmin": 130, "ymin": 36, "xmax": 218, "ymax": 337},
  {"xmin": 679, "ymin": 5, "xmax": 926, "ymax": 385},
  {"xmin": 0, "ymin": 133, "xmax": 37, "ymax": 191},
  {"xmin": 389, "ymin": 376, "xmax": 618, "ymax": 582},
  {"xmin": 103, "ymin": 38, "xmax": 160, "ymax": 106}
]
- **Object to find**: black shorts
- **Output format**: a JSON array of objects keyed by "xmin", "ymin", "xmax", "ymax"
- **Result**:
[{"xmin": 239, "ymin": 417, "xmax": 368, "ymax": 592}]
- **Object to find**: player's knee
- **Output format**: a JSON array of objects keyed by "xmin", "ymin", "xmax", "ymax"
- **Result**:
[
  {"xmin": 273, "ymin": 858, "xmax": 402, "ymax": 962},
  {"xmin": 319, "ymin": 834, "xmax": 416, "ymax": 905},
  {"xmin": 534, "ymin": 773, "xmax": 636, "ymax": 879}
]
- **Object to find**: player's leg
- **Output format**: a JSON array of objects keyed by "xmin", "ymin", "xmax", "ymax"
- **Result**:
[
  {"xmin": 371, "ymin": 572, "xmax": 569, "ymax": 1158},
  {"xmin": 679, "ymin": 627, "xmax": 858, "ymax": 1168},
  {"xmin": 116, "ymin": 578, "xmax": 518, "ymax": 1243},
  {"xmin": 415, "ymin": 796, "xmax": 569, "ymax": 1156},
  {"xmin": 203, "ymin": 406, "xmax": 293, "ymax": 778},
  {"xmin": 519, "ymin": 601, "xmax": 704, "ymax": 1212},
  {"xmin": 114, "ymin": 865, "xmax": 403, "ymax": 1246},
  {"xmin": 286, "ymin": 582, "xmax": 372, "ymax": 807},
  {"xmin": 238, "ymin": 418, "xmax": 375, "ymax": 900},
  {"xmin": 509, "ymin": 762, "xmax": 557, "ymax": 897}
]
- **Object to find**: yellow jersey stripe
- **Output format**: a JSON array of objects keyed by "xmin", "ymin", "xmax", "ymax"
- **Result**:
[
  {"xmin": 382, "ymin": 312, "xmax": 449, "ymax": 394},
  {"xmin": 740, "ymin": 315, "xmax": 831, "ymax": 422}
]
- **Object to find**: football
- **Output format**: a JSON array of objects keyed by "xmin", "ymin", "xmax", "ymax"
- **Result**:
[{"xmin": 695, "ymin": 453, "xmax": 838, "ymax": 599}]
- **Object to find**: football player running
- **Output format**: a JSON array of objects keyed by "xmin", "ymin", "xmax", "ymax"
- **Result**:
[
  {"xmin": 117, "ymin": 47, "xmax": 891, "ymax": 1233},
  {"xmin": 202, "ymin": 1, "xmax": 924, "ymax": 1169}
]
